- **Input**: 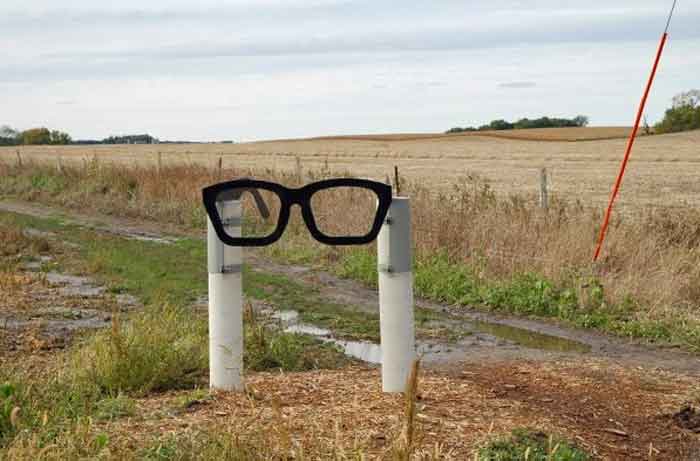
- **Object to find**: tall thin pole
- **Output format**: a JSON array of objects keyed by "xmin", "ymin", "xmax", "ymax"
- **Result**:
[{"xmin": 593, "ymin": 1, "xmax": 678, "ymax": 262}]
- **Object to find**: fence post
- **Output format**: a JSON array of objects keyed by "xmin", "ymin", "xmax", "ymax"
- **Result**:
[
  {"xmin": 539, "ymin": 168, "xmax": 549, "ymax": 210},
  {"xmin": 56, "ymin": 156, "xmax": 63, "ymax": 174},
  {"xmin": 394, "ymin": 165, "xmax": 401, "ymax": 195},
  {"xmin": 157, "ymin": 152, "xmax": 162, "ymax": 174},
  {"xmin": 377, "ymin": 196, "xmax": 415, "ymax": 392},
  {"xmin": 15, "ymin": 150, "xmax": 21, "ymax": 168},
  {"xmin": 295, "ymin": 156, "xmax": 302, "ymax": 183},
  {"xmin": 207, "ymin": 200, "xmax": 243, "ymax": 391}
]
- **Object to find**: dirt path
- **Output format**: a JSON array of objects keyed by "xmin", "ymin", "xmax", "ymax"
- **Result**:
[{"xmin": 1, "ymin": 199, "xmax": 699, "ymax": 376}]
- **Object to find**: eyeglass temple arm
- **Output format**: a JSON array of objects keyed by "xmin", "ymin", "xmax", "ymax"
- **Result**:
[{"xmin": 225, "ymin": 187, "xmax": 270, "ymax": 219}]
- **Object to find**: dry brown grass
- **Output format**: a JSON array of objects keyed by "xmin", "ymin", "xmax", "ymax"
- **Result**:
[
  {"xmin": 2, "ymin": 157, "xmax": 700, "ymax": 346},
  {"xmin": 5, "ymin": 360, "xmax": 697, "ymax": 459},
  {"xmin": 3, "ymin": 128, "xmax": 699, "ymax": 210}
]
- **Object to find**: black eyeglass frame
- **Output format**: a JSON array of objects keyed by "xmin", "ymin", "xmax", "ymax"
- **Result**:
[{"xmin": 202, "ymin": 178, "xmax": 392, "ymax": 247}]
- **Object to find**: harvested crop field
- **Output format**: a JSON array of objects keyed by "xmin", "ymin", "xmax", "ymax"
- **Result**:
[{"xmin": 3, "ymin": 128, "xmax": 699, "ymax": 210}]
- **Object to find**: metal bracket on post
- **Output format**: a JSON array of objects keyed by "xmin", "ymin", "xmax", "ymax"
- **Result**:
[
  {"xmin": 208, "ymin": 202, "xmax": 243, "ymax": 274},
  {"xmin": 377, "ymin": 200, "xmax": 412, "ymax": 277}
]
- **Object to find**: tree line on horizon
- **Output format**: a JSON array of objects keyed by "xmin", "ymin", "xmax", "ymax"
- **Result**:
[
  {"xmin": 0, "ymin": 126, "xmax": 72, "ymax": 146},
  {"xmin": 446, "ymin": 90, "xmax": 700, "ymax": 136},
  {"xmin": 0, "ymin": 126, "xmax": 162, "ymax": 146},
  {"xmin": 446, "ymin": 115, "xmax": 589, "ymax": 134}
]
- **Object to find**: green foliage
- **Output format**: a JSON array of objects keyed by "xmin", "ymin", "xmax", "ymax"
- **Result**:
[
  {"xmin": 20, "ymin": 127, "xmax": 51, "ymax": 145},
  {"xmin": 245, "ymin": 327, "xmax": 349, "ymax": 372},
  {"xmin": 446, "ymin": 126, "xmax": 476, "ymax": 133},
  {"xmin": 248, "ymin": 268, "xmax": 381, "ymax": 341},
  {"xmin": 173, "ymin": 389, "xmax": 212, "ymax": 410},
  {"xmin": 29, "ymin": 171, "xmax": 69, "ymax": 193},
  {"xmin": 141, "ymin": 430, "xmax": 268, "ymax": 461},
  {"xmin": 0, "ymin": 125, "xmax": 19, "ymax": 145},
  {"xmin": 71, "ymin": 303, "xmax": 208, "ymax": 396},
  {"xmin": 478, "ymin": 429, "xmax": 590, "ymax": 461},
  {"xmin": 0, "ymin": 383, "xmax": 18, "ymax": 442},
  {"xmin": 103, "ymin": 134, "xmax": 158, "ymax": 144},
  {"xmin": 13, "ymin": 127, "xmax": 72, "ymax": 145},
  {"xmin": 447, "ymin": 115, "xmax": 588, "ymax": 133},
  {"xmin": 483, "ymin": 119, "xmax": 514, "ymax": 131},
  {"xmin": 336, "ymin": 247, "xmax": 378, "ymax": 287},
  {"xmin": 94, "ymin": 394, "xmax": 136, "ymax": 421},
  {"xmin": 49, "ymin": 130, "xmax": 72, "ymax": 145},
  {"xmin": 330, "ymin": 248, "xmax": 700, "ymax": 350},
  {"xmin": 655, "ymin": 90, "xmax": 700, "ymax": 134}
]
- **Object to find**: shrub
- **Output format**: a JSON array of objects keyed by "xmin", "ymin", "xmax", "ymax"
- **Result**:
[
  {"xmin": 72, "ymin": 303, "xmax": 208, "ymax": 395},
  {"xmin": 655, "ymin": 89, "xmax": 700, "ymax": 133}
]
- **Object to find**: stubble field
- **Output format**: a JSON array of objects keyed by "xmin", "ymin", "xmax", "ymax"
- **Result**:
[{"xmin": 4, "ymin": 127, "xmax": 700, "ymax": 210}]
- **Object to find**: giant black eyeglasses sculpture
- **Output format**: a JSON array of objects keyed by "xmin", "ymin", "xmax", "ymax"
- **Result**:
[{"xmin": 202, "ymin": 178, "xmax": 392, "ymax": 247}]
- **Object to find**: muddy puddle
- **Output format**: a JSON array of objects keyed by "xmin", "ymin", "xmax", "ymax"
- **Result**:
[
  {"xmin": 1, "ymin": 258, "xmax": 139, "ymax": 353},
  {"xmin": 470, "ymin": 320, "xmax": 590, "ymax": 353},
  {"xmin": 270, "ymin": 309, "xmax": 590, "ymax": 364}
]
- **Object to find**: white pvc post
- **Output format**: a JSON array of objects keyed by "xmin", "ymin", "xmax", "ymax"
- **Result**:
[
  {"xmin": 207, "ymin": 200, "xmax": 243, "ymax": 391},
  {"xmin": 377, "ymin": 196, "xmax": 415, "ymax": 393}
]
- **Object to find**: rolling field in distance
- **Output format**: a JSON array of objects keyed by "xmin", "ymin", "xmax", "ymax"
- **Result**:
[{"xmin": 3, "ymin": 127, "xmax": 700, "ymax": 209}]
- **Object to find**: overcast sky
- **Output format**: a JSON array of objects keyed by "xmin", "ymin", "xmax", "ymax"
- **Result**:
[{"xmin": 2, "ymin": 1, "xmax": 698, "ymax": 141}]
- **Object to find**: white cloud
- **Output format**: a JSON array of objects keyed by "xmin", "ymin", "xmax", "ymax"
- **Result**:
[{"xmin": 1, "ymin": 1, "xmax": 696, "ymax": 140}]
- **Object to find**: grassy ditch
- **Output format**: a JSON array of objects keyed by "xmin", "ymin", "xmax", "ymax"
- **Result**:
[
  {"xmin": 333, "ymin": 248, "xmax": 700, "ymax": 349},
  {"xmin": 2, "ymin": 160, "xmax": 700, "ymax": 350},
  {"xmin": 1, "ymin": 211, "xmax": 455, "ymax": 344},
  {"xmin": 0, "ymin": 212, "xmax": 353, "ymax": 451}
]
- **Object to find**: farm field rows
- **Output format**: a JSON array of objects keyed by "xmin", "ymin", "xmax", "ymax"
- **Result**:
[{"xmin": 3, "ymin": 128, "xmax": 699, "ymax": 210}]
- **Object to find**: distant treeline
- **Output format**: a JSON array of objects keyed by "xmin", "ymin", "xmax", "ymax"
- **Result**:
[
  {"xmin": 70, "ymin": 134, "xmax": 161, "ymax": 144},
  {"xmin": 0, "ymin": 126, "xmax": 162, "ymax": 146},
  {"xmin": 0, "ymin": 127, "xmax": 72, "ymax": 146},
  {"xmin": 0, "ymin": 126, "xmax": 234, "ymax": 145},
  {"xmin": 655, "ymin": 90, "xmax": 700, "ymax": 134},
  {"xmin": 446, "ymin": 115, "xmax": 589, "ymax": 134}
]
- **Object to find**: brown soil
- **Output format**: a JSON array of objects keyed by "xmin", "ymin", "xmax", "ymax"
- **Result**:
[
  {"xmin": 675, "ymin": 406, "xmax": 700, "ymax": 433},
  {"xmin": 102, "ymin": 361, "xmax": 700, "ymax": 460}
]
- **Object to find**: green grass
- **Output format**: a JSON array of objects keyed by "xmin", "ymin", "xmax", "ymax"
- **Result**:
[
  {"xmin": 245, "ymin": 325, "xmax": 350, "ymax": 371},
  {"xmin": 72, "ymin": 303, "xmax": 208, "ymax": 396},
  {"xmin": 331, "ymin": 247, "xmax": 700, "ymax": 350},
  {"xmin": 94, "ymin": 394, "xmax": 136, "ymax": 421},
  {"xmin": 246, "ymin": 269, "xmax": 380, "ymax": 341},
  {"xmin": 140, "ymin": 429, "xmax": 276, "ymax": 461},
  {"xmin": 0, "ymin": 383, "xmax": 19, "ymax": 444},
  {"xmin": 478, "ymin": 429, "xmax": 590, "ymax": 461}
]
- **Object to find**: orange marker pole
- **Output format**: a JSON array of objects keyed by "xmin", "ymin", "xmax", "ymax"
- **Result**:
[{"xmin": 592, "ymin": 32, "xmax": 669, "ymax": 262}]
